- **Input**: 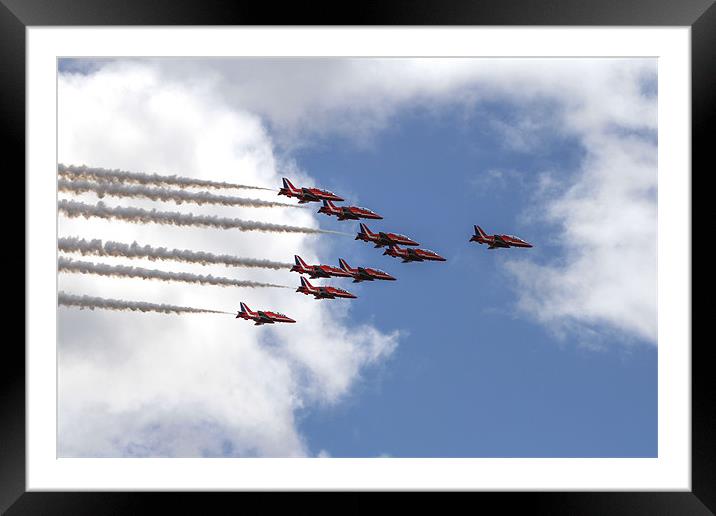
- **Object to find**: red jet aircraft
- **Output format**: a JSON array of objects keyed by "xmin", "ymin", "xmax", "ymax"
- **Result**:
[
  {"xmin": 355, "ymin": 223, "xmax": 419, "ymax": 248},
  {"xmin": 383, "ymin": 245, "xmax": 447, "ymax": 263},
  {"xmin": 290, "ymin": 255, "xmax": 352, "ymax": 279},
  {"xmin": 236, "ymin": 302, "xmax": 296, "ymax": 326},
  {"xmin": 296, "ymin": 277, "xmax": 357, "ymax": 300},
  {"xmin": 278, "ymin": 178, "xmax": 344, "ymax": 204},
  {"xmin": 318, "ymin": 200, "xmax": 383, "ymax": 221},
  {"xmin": 470, "ymin": 225, "xmax": 533, "ymax": 249},
  {"xmin": 338, "ymin": 258, "xmax": 396, "ymax": 283}
]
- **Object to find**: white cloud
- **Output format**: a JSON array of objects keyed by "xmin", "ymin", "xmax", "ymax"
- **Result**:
[
  {"xmin": 58, "ymin": 63, "xmax": 400, "ymax": 457},
  {"xmin": 58, "ymin": 56, "xmax": 658, "ymax": 456}
]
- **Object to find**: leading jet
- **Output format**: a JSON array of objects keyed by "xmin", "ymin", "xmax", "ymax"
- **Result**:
[
  {"xmin": 296, "ymin": 277, "xmax": 357, "ymax": 300},
  {"xmin": 469, "ymin": 225, "xmax": 533, "ymax": 249},
  {"xmin": 318, "ymin": 200, "xmax": 383, "ymax": 221},
  {"xmin": 290, "ymin": 255, "xmax": 353, "ymax": 279},
  {"xmin": 355, "ymin": 223, "xmax": 419, "ymax": 248},
  {"xmin": 338, "ymin": 258, "xmax": 396, "ymax": 283},
  {"xmin": 278, "ymin": 178, "xmax": 344, "ymax": 204},
  {"xmin": 383, "ymin": 245, "xmax": 447, "ymax": 263},
  {"xmin": 236, "ymin": 302, "xmax": 296, "ymax": 326}
]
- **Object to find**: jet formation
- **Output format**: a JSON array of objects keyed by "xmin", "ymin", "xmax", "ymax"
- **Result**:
[{"xmin": 237, "ymin": 177, "xmax": 531, "ymax": 325}]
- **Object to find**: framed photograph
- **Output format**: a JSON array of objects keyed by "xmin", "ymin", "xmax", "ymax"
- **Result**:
[{"xmin": 4, "ymin": 0, "xmax": 710, "ymax": 513}]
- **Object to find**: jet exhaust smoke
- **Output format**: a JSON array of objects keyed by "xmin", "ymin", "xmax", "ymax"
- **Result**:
[
  {"xmin": 58, "ymin": 164, "xmax": 274, "ymax": 191},
  {"xmin": 58, "ymin": 257, "xmax": 291, "ymax": 289},
  {"xmin": 57, "ymin": 237, "xmax": 293, "ymax": 270},
  {"xmin": 58, "ymin": 179, "xmax": 303, "ymax": 209},
  {"xmin": 58, "ymin": 291, "xmax": 232, "ymax": 315},
  {"xmin": 58, "ymin": 200, "xmax": 350, "ymax": 235}
]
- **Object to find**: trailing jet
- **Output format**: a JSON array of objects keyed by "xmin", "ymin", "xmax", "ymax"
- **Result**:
[
  {"xmin": 338, "ymin": 258, "xmax": 396, "ymax": 283},
  {"xmin": 318, "ymin": 200, "xmax": 383, "ymax": 221},
  {"xmin": 296, "ymin": 277, "xmax": 357, "ymax": 300},
  {"xmin": 290, "ymin": 255, "xmax": 352, "ymax": 279},
  {"xmin": 355, "ymin": 223, "xmax": 419, "ymax": 248},
  {"xmin": 469, "ymin": 225, "xmax": 533, "ymax": 249},
  {"xmin": 383, "ymin": 245, "xmax": 447, "ymax": 263},
  {"xmin": 278, "ymin": 178, "xmax": 344, "ymax": 204},
  {"xmin": 236, "ymin": 302, "xmax": 296, "ymax": 326}
]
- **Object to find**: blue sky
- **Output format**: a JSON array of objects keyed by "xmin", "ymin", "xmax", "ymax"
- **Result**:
[
  {"xmin": 57, "ymin": 58, "xmax": 657, "ymax": 458},
  {"xmin": 287, "ymin": 103, "xmax": 656, "ymax": 457}
]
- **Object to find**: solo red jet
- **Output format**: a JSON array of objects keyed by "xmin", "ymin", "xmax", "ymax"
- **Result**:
[
  {"xmin": 296, "ymin": 277, "xmax": 357, "ymax": 300},
  {"xmin": 338, "ymin": 258, "xmax": 396, "ymax": 283},
  {"xmin": 236, "ymin": 302, "xmax": 296, "ymax": 326},
  {"xmin": 355, "ymin": 223, "xmax": 419, "ymax": 248},
  {"xmin": 278, "ymin": 178, "xmax": 344, "ymax": 204},
  {"xmin": 318, "ymin": 200, "xmax": 383, "ymax": 221},
  {"xmin": 383, "ymin": 245, "xmax": 446, "ymax": 263},
  {"xmin": 290, "ymin": 255, "xmax": 352, "ymax": 279},
  {"xmin": 470, "ymin": 225, "xmax": 533, "ymax": 249}
]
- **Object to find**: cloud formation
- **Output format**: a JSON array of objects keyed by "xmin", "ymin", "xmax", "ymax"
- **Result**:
[
  {"xmin": 58, "ymin": 62, "xmax": 400, "ymax": 457},
  {"xmin": 57, "ymin": 57, "xmax": 657, "ymax": 458}
]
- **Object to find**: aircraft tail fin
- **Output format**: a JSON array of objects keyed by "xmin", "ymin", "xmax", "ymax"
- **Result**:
[
  {"xmin": 338, "ymin": 258, "xmax": 352, "ymax": 272},
  {"xmin": 359, "ymin": 223, "xmax": 372, "ymax": 236},
  {"xmin": 294, "ymin": 255, "xmax": 309, "ymax": 269},
  {"xmin": 300, "ymin": 276, "xmax": 314, "ymax": 290},
  {"xmin": 239, "ymin": 302, "xmax": 254, "ymax": 315},
  {"xmin": 474, "ymin": 225, "xmax": 488, "ymax": 239},
  {"xmin": 282, "ymin": 178, "xmax": 298, "ymax": 193}
]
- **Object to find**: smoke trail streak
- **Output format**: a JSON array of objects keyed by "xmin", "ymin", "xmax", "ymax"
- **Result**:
[
  {"xmin": 58, "ymin": 291, "xmax": 232, "ymax": 315},
  {"xmin": 58, "ymin": 179, "xmax": 303, "ymax": 209},
  {"xmin": 57, "ymin": 237, "xmax": 293, "ymax": 270},
  {"xmin": 58, "ymin": 164, "xmax": 274, "ymax": 191},
  {"xmin": 58, "ymin": 257, "xmax": 290, "ymax": 289},
  {"xmin": 58, "ymin": 200, "xmax": 350, "ymax": 235}
]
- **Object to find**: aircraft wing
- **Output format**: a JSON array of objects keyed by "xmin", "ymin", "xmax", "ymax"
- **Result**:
[{"xmin": 258, "ymin": 312, "xmax": 275, "ymax": 324}]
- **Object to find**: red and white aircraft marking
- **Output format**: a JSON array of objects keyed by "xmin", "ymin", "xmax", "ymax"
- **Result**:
[
  {"xmin": 296, "ymin": 277, "xmax": 357, "ymax": 300},
  {"xmin": 470, "ymin": 225, "xmax": 533, "ymax": 249},
  {"xmin": 384, "ymin": 245, "xmax": 446, "ymax": 263},
  {"xmin": 355, "ymin": 223, "xmax": 419, "ymax": 248},
  {"xmin": 290, "ymin": 255, "xmax": 352, "ymax": 279},
  {"xmin": 236, "ymin": 302, "xmax": 296, "ymax": 326},
  {"xmin": 278, "ymin": 178, "xmax": 344, "ymax": 204},
  {"xmin": 318, "ymin": 200, "xmax": 383, "ymax": 221},
  {"xmin": 338, "ymin": 258, "xmax": 396, "ymax": 283}
]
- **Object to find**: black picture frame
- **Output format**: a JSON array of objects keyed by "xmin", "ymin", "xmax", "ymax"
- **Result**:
[{"xmin": 3, "ymin": 0, "xmax": 709, "ymax": 513}]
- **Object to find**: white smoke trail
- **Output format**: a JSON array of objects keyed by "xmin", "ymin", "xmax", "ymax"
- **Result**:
[
  {"xmin": 58, "ymin": 163, "xmax": 274, "ymax": 191},
  {"xmin": 58, "ymin": 178, "xmax": 303, "ymax": 209},
  {"xmin": 58, "ymin": 200, "xmax": 350, "ymax": 235},
  {"xmin": 57, "ymin": 237, "xmax": 293, "ymax": 270},
  {"xmin": 58, "ymin": 257, "xmax": 291, "ymax": 289},
  {"xmin": 58, "ymin": 291, "xmax": 232, "ymax": 315}
]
